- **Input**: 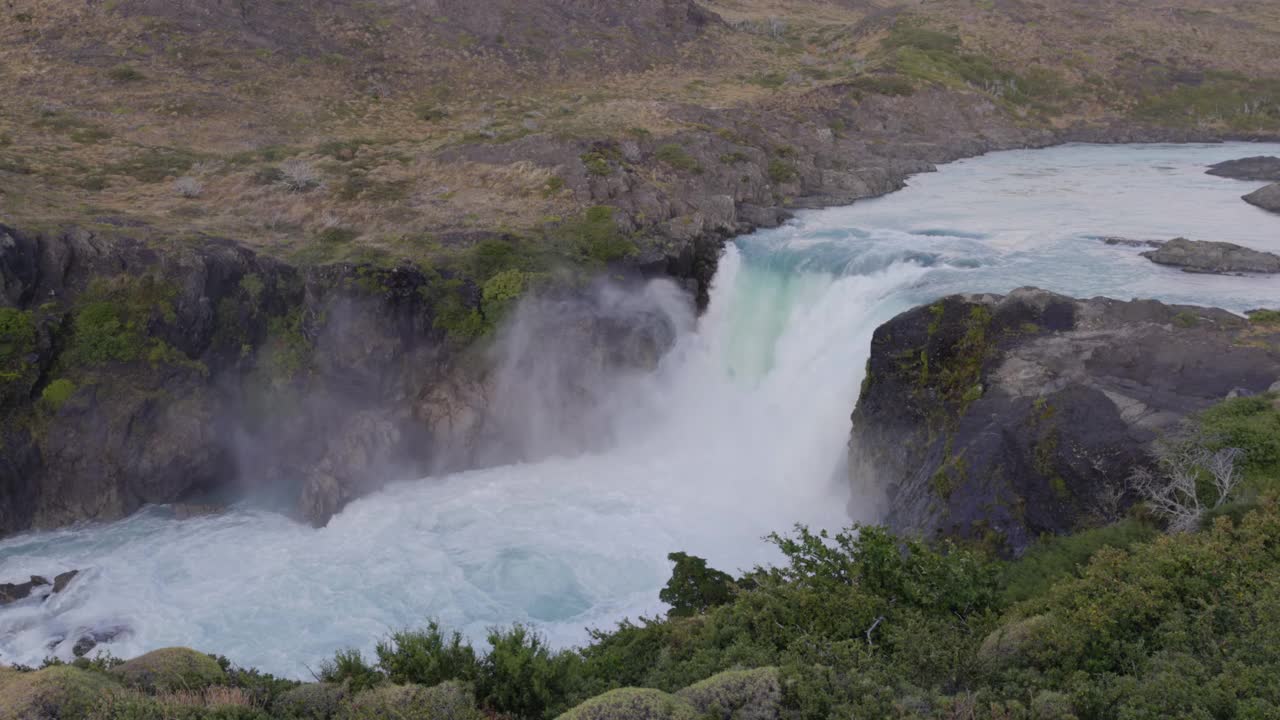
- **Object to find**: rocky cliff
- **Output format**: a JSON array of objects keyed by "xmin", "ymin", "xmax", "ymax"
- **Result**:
[
  {"xmin": 849, "ymin": 288, "xmax": 1280, "ymax": 554},
  {"xmin": 0, "ymin": 224, "xmax": 685, "ymax": 537}
]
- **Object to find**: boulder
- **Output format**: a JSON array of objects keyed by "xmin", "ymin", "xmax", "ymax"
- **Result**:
[
  {"xmin": 849, "ymin": 288, "xmax": 1280, "ymax": 553},
  {"xmin": 1206, "ymin": 156, "xmax": 1280, "ymax": 181},
  {"xmin": 0, "ymin": 576, "xmax": 49, "ymax": 606},
  {"xmin": 1141, "ymin": 237, "xmax": 1280, "ymax": 274},
  {"xmin": 558, "ymin": 688, "xmax": 700, "ymax": 720},
  {"xmin": 109, "ymin": 647, "xmax": 227, "ymax": 693},
  {"xmin": 1243, "ymin": 183, "xmax": 1280, "ymax": 214},
  {"xmin": 0, "ymin": 665, "xmax": 121, "ymax": 720},
  {"xmin": 676, "ymin": 667, "xmax": 782, "ymax": 720}
]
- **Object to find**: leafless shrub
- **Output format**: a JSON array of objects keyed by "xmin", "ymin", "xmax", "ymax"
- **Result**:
[
  {"xmin": 173, "ymin": 176, "xmax": 204, "ymax": 198},
  {"xmin": 279, "ymin": 159, "xmax": 322, "ymax": 193},
  {"xmin": 1129, "ymin": 427, "xmax": 1243, "ymax": 533}
]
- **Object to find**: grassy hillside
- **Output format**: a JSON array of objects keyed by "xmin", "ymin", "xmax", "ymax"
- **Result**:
[{"xmin": 2, "ymin": 0, "xmax": 1280, "ymax": 271}]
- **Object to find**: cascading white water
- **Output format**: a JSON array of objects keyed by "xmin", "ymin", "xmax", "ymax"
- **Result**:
[{"xmin": 3, "ymin": 142, "xmax": 1280, "ymax": 676}]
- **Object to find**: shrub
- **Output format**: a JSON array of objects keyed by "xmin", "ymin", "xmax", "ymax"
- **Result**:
[
  {"xmin": 659, "ymin": 552, "xmax": 734, "ymax": 617},
  {"xmin": 1198, "ymin": 393, "xmax": 1280, "ymax": 486},
  {"xmin": 767, "ymin": 159, "xmax": 797, "ymax": 184},
  {"xmin": 1249, "ymin": 309, "xmax": 1280, "ymax": 324},
  {"xmin": 561, "ymin": 206, "xmax": 637, "ymax": 264},
  {"xmin": 279, "ymin": 160, "xmax": 322, "ymax": 193},
  {"xmin": 481, "ymin": 269, "xmax": 527, "ymax": 323},
  {"xmin": 374, "ymin": 622, "xmax": 478, "ymax": 687},
  {"xmin": 1000, "ymin": 519, "xmax": 1158, "ymax": 603},
  {"xmin": 40, "ymin": 379, "xmax": 76, "ymax": 411},
  {"xmin": 108, "ymin": 65, "xmax": 146, "ymax": 83},
  {"xmin": 0, "ymin": 307, "xmax": 35, "ymax": 383},
  {"xmin": 336, "ymin": 682, "xmax": 480, "ymax": 720},
  {"xmin": 655, "ymin": 144, "xmax": 700, "ymax": 173},
  {"xmin": 273, "ymin": 683, "xmax": 347, "ymax": 720},
  {"xmin": 173, "ymin": 176, "xmax": 204, "ymax": 199},
  {"xmin": 318, "ymin": 650, "xmax": 382, "ymax": 694},
  {"xmin": 1, "ymin": 666, "xmax": 122, "ymax": 720},
  {"xmin": 316, "ymin": 227, "xmax": 359, "ymax": 244},
  {"xmin": 476, "ymin": 625, "xmax": 575, "ymax": 719},
  {"xmin": 559, "ymin": 688, "xmax": 699, "ymax": 720},
  {"xmin": 109, "ymin": 648, "xmax": 227, "ymax": 694},
  {"xmin": 676, "ymin": 667, "xmax": 782, "ymax": 720},
  {"xmin": 413, "ymin": 102, "xmax": 448, "ymax": 122}
]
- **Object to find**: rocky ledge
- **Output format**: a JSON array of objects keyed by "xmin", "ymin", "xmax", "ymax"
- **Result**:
[
  {"xmin": 1244, "ymin": 183, "xmax": 1280, "ymax": 214},
  {"xmin": 849, "ymin": 288, "xmax": 1280, "ymax": 554},
  {"xmin": 1206, "ymin": 156, "xmax": 1280, "ymax": 181},
  {"xmin": 1141, "ymin": 237, "xmax": 1280, "ymax": 274}
]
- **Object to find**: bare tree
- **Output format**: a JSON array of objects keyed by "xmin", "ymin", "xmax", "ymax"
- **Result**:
[{"xmin": 1129, "ymin": 428, "xmax": 1244, "ymax": 533}]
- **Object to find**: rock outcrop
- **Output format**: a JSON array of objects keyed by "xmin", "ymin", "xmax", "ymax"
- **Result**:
[
  {"xmin": 1206, "ymin": 156, "xmax": 1280, "ymax": 181},
  {"xmin": 849, "ymin": 288, "xmax": 1280, "ymax": 554},
  {"xmin": 0, "ymin": 224, "xmax": 689, "ymax": 536},
  {"xmin": 1141, "ymin": 237, "xmax": 1280, "ymax": 274},
  {"xmin": 1244, "ymin": 183, "xmax": 1280, "ymax": 214},
  {"xmin": 0, "ymin": 570, "xmax": 79, "ymax": 606}
]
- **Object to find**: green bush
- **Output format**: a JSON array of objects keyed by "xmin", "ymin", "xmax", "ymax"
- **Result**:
[
  {"xmin": 273, "ymin": 683, "xmax": 347, "ymax": 720},
  {"xmin": 318, "ymin": 650, "xmax": 382, "ymax": 693},
  {"xmin": 655, "ymin": 144, "xmax": 700, "ymax": 173},
  {"xmin": 0, "ymin": 665, "xmax": 122, "ymax": 720},
  {"xmin": 676, "ymin": 667, "xmax": 781, "ymax": 720},
  {"xmin": 335, "ymin": 682, "xmax": 479, "ymax": 720},
  {"xmin": 0, "ymin": 307, "xmax": 35, "ymax": 383},
  {"xmin": 1000, "ymin": 519, "xmax": 1158, "ymax": 604},
  {"xmin": 559, "ymin": 688, "xmax": 699, "ymax": 720},
  {"xmin": 375, "ymin": 622, "xmax": 478, "ymax": 687},
  {"xmin": 476, "ymin": 625, "xmax": 576, "ymax": 719},
  {"xmin": 316, "ymin": 227, "xmax": 359, "ymax": 244},
  {"xmin": 108, "ymin": 648, "xmax": 227, "ymax": 694},
  {"xmin": 108, "ymin": 65, "xmax": 146, "ymax": 83},
  {"xmin": 767, "ymin": 159, "xmax": 797, "ymax": 184},
  {"xmin": 560, "ymin": 207, "xmax": 637, "ymax": 264},
  {"xmin": 1249, "ymin": 309, "xmax": 1280, "ymax": 325},
  {"xmin": 481, "ymin": 269, "xmax": 527, "ymax": 323},
  {"xmin": 659, "ymin": 552, "xmax": 734, "ymax": 617},
  {"xmin": 1198, "ymin": 393, "xmax": 1280, "ymax": 487}
]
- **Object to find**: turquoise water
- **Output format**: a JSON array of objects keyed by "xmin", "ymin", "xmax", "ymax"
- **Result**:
[{"xmin": 2, "ymin": 142, "xmax": 1278, "ymax": 676}]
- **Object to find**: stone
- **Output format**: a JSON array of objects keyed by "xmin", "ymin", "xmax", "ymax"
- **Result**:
[
  {"xmin": 51, "ymin": 570, "xmax": 78, "ymax": 594},
  {"xmin": 1243, "ymin": 182, "xmax": 1280, "ymax": 214},
  {"xmin": 1141, "ymin": 237, "xmax": 1280, "ymax": 274},
  {"xmin": 849, "ymin": 288, "xmax": 1280, "ymax": 554},
  {"xmin": 1206, "ymin": 156, "xmax": 1280, "ymax": 181},
  {"xmin": 0, "ymin": 575, "xmax": 49, "ymax": 606}
]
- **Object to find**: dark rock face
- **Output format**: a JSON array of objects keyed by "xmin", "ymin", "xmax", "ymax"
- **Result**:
[
  {"xmin": 1243, "ymin": 183, "xmax": 1280, "ymax": 214},
  {"xmin": 0, "ymin": 225, "xmax": 692, "ymax": 536},
  {"xmin": 1207, "ymin": 156, "xmax": 1280, "ymax": 181},
  {"xmin": 1141, "ymin": 237, "xmax": 1280, "ymax": 274},
  {"xmin": 0, "ymin": 569, "xmax": 79, "ymax": 606},
  {"xmin": 849, "ymin": 288, "xmax": 1280, "ymax": 554}
]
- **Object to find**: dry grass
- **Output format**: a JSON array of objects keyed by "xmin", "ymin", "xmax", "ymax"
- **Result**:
[{"xmin": 2, "ymin": 0, "xmax": 1280, "ymax": 263}]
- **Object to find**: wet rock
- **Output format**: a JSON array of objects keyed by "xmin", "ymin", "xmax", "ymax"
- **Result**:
[
  {"xmin": 1243, "ymin": 182, "xmax": 1280, "ymax": 214},
  {"xmin": 0, "ymin": 575, "xmax": 49, "ymax": 606},
  {"xmin": 71, "ymin": 626, "xmax": 127, "ymax": 658},
  {"xmin": 51, "ymin": 570, "xmax": 78, "ymax": 594},
  {"xmin": 1098, "ymin": 236, "xmax": 1163, "ymax": 248},
  {"xmin": 1141, "ymin": 237, "xmax": 1280, "ymax": 274},
  {"xmin": 1207, "ymin": 156, "xmax": 1280, "ymax": 181},
  {"xmin": 849, "ymin": 288, "xmax": 1280, "ymax": 554}
]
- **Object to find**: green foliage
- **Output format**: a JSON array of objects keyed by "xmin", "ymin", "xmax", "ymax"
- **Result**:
[
  {"xmin": 109, "ymin": 648, "xmax": 227, "ymax": 694},
  {"xmin": 318, "ymin": 650, "xmax": 382, "ymax": 694},
  {"xmin": 1249, "ymin": 309, "xmax": 1280, "ymax": 325},
  {"xmin": 1137, "ymin": 72, "xmax": 1280, "ymax": 130},
  {"xmin": 273, "ymin": 683, "xmax": 346, "ymax": 720},
  {"xmin": 1198, "ymin": 393, "xmax": 1280, "ymax": 488},
  {"xmin": 659, "ymin": 553, "xmax": 734, "ymax": 617},
  {"xmin": 675, "ymin": 667, "xmax": 781, "ymax": 719},
  {"xmin": 40, "ymin": 378, "xmax": 76, "ymax": 411},
  {"xmin": 559, "ymin": 688, "xmax": 699, "ymax": 720},
  {"xmin": 62, "ymin": 277, "xmax": 197, "ymax": 371},
  {"xmin": 581, "ymin": 150, "xmax": 615, "ymax": 176},
  {"xmin": 1000, "ymin": 519, "xmax": 1158, "ymax": 604},
  {"xmin": 767, "ymin": 159, "xmax": 797, "ymax": 184},
  {"xmin": 848, "ymin": 74, "xmax": 916, "ymax": 97},
  {"xmin": 375, "ymin": 623, "xmax": 478, "ymax": 688},
  {"xmin": 476, "ymin": 625, "xmax": 576, "ymax": 719},
  {"xmin": 881, "ymin": 25, "xmax": 962, "ymax": 54},
  {"xmin": 413, "ymin": 102, "xmax": 448, "ymax": 122},
  {"xmin": 0, "ymin": 307, "xmax": 36, "ymax": 384},
  {"xmin": 481, "ymin": 269, "xmax": 527, "ymax": 323},
  {"xmin": 654, "ymin": 144, "xmax": 700, "ymax": 173},
  {"xmin": 108, "ymin": 65, "xmax": 146, "ymax": 83},
  {"xmin": 335, "ymin": 682, "xmax": 480, "ymax": 720},
  {"xmin": 262, "ymin": 309, "xmax": 312, "ymax": 382},
  {"xmin": 560, "ymin": 207, "xmax": 637, "ymax": 264},
  {"xmin": 105, "ymin": 148, "xmax": 199, "ymax": 183},
  {"xmin": 316, "ymin": 227, "xmax": 359, "ymax": 244},
  {"xmin": 1173, "ymin": 310, "xmax": 1201, "ymax": 328}
]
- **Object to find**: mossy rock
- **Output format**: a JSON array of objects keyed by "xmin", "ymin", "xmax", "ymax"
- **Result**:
[
  {"xmin": 274, "ymin": 682, "xmax": 348, "ymax": 719},
  {"xmin": 558, "ymin": 688, "xmax": 700, "ymax": 720},
  {"xmin": 977, "ymin": 614, "xmax": 1050, "ymax": 669},
  {"xmin": 0, "ymin": 665, "xmax": 122, "ymax": 720},
  {"xmin": 676, "ymin": 667, "xmax": 782, "ymax": 720},
  {"xmin": 109, "ymin": 647, "xmax": 227, "ymax": 693},
  {"xmin": 336, "ymin": 681, "xmax": 481, "ymax": 720}
]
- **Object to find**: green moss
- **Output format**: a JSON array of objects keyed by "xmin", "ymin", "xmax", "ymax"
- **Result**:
[
  {"xmin": 0, "ymin": 665, "xmax": 122, "ymax": 720},
  {"xmin": 317, "ymin": 227, "xmax": 360, "ymax": 244},
  {"xmin": 263, "ymin": 308, "xmax": 312, "ymax": 382},
  {"xmin": 62, "ymin": 276, "xmax": 200, "ymax": 372},
  {"xmin": 1249, "ymin": 309, "xmax": 1280, "ymax": 325},
  {"xmin": 559, "ymin": 207, "xmax": 638, "ymax": 264},
  {"xmin": 1198, "ymin": 393, "xmax": 1280, "ymax": 489},
  {"xmin": 581, "ymin": 150, "xmax": 615, "ymax": 176},
  {"xmin": 559, "ymin": 688, "xmax": 699, "ymax": 720},
  {"xmin": 1173, "ymin": 310, "xmax": 1201, "ymax": 328},
  {"xmin": 40, "ymin": 378, "xmax": 76, "ymax": 410},
  {"xmin": 655, "ymin": 144, "xmax": 701, "ymax": 173},
  {"xmin": 0, "ymin": 307, "xmax": 36, "ymax": 384}
]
